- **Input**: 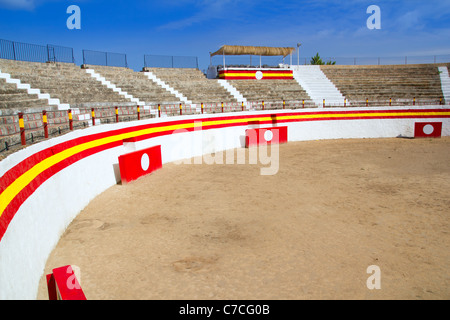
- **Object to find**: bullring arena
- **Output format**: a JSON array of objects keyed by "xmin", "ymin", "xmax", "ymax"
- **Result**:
[{"xmin": 0, "ymin": 44, "xmax": 449, "ymax": 300}]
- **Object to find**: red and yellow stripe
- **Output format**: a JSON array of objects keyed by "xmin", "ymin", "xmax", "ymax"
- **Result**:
[
  {"xmin": 218, "ymin": 69, "xmax": 293, "ymax": 80},
  {"xmin": 0, "ymin": 108, "xmax": 449, "ymax": 240}
]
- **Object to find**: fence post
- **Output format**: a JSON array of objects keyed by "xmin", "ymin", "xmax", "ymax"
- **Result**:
[
  {"xmin": 68, "ymin": 109, "xmax": 73, "ymax": 130},
  {"xmin": 19, "ymin": 112, "xmax": 26, "ymax": 146},
  {"xmin": 43, "ymin": 110, "xmax": 48, "ymax": 139},
  {"xmin": 12, "ymin": 41, "xmax": 16, "ymax": 61},
  {"xmin": 91, "ymin": 108, "xmax": 96, "ymax": 126}
]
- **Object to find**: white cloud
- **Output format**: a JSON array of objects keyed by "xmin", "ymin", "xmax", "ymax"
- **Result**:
[
  {"xmin": 158, "ymin": 0, "xmax": 247, "ymax": 30},
  {"xmin": 0, "ymin": 0, "xmax": 36, "ymax": 10}
]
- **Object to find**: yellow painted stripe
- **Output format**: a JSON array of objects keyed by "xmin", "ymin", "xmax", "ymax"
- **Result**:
[
  {"xmin": 0, "ymin": 121, "xmax": 197, "ymax": 216},
  {"xmin": 1, "ymin": 110, "xmax": 448, "ymax": 217},
  {"xmin": 220, "ymin": 73, "xmax": 293, "ymax": 77}
]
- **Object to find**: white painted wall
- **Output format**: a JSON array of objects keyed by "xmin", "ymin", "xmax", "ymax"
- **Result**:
[{"xmin": 0, "ymin": 106, "xmax": 448, "ymax": 299}]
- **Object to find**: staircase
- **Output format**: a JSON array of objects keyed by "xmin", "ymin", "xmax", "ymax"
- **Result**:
[
  {"xmin": 217, "ymin": 79, "xmax": 247, "ymax": 104},
  {"xmin": 292, "ymin": 65, "xmax": 346, "ymax": 107},
  {"xmin": 438, "ymin": 66, "xmax": 450, "ymax": 104},
  {"xmin": 84, "ymin": 68, "xmax": 142, "ymax": 105},
  {"xmin": 143, "ymin": 71, "xmax": 189, "ymax": 104}
]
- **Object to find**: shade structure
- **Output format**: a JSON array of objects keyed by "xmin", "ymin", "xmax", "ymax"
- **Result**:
[{"xmin": 211, "ymin": 45, "xmax": 295, "ymax": 58}]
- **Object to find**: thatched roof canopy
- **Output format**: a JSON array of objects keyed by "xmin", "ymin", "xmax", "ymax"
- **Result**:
[{"xmin": 211, "ymin": 45, "xmax": 295, "ymax": 58}]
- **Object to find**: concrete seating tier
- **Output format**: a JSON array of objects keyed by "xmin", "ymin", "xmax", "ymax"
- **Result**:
[
  {"xmin": 83, "ymin": 65, "xmax": 180, "ymax": 104},
  {"xmin": 145, "ymin": 68, "xmax": 237, "ymax": 104},
  {"xmin": 320, "ymin": 64, "xmax": 444, "ymax": 103},
  {"xmin": 0, "ymin": 77, "xmax": 56, "ymax": 113},
  {"xmin": 227, "ymin": 79, "xmax": 311, "ymax": 102},
  {"xmin": 0, "ymin": 59, "xmax": 129, "ymax": 105}
]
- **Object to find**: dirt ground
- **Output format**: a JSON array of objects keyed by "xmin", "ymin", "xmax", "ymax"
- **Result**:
[{"xmin": 37, "ymin": 137, "xmax": 450, "ymax": 300}]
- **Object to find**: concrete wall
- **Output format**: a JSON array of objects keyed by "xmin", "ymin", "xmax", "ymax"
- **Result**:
[{"xmin": 0, "ymin": 106, "xmax": 449, "ymax": 299}]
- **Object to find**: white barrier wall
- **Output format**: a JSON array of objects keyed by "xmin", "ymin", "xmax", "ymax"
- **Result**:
[{"xmin": 0, "ymin": 106, "xmax": 448, "ymax": 299}]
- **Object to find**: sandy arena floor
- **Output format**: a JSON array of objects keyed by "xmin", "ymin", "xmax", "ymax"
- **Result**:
[{"xmin": 37, "ymin": 137, "xmax": 450, "ymax": 300}]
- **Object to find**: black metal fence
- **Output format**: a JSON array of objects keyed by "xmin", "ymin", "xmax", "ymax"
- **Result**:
[
  {"xmin": 144, "ymin": 54, "xmax": 199, "ymax": 68},
  {"xmin": 82, "ymin": 50, "xmax": 128, "ymax": 68},
  {"xmin": 0, "ymin": 39, "xmax": 75, "ymax": 63}
]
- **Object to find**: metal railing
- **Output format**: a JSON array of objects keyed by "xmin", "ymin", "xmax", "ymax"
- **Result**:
[
  {"xmin": 1, "ymin": 97, "xmax": 447, "ymax": 155},
  {"xmin": 0, "ymin": 39, "xmax": 75, "ymax": 64},
  {"xmin": 82, "ymin": 50, "xmax": 128, "ymax": 68},
  {"xmin": 211, "ymin": 52, "xmax": 450, "ymax": 68},
  {"xmin": 144, "ymin": 54, "xmax": 199, "ymax": 69}
]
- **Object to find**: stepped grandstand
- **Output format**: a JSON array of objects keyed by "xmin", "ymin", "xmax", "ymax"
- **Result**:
[{"xmin": 1, "ymin": 40, "xmax": 449, "ymax": 155}]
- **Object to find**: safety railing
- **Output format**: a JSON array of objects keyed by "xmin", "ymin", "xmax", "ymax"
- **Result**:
[
  {"xmin": 0, "ymin": 97, "xmax": 447, "ymax": 155},
  {"xmin": 144, "ymin": 54, "xmax": 199, "ymax": 69},
  {"xmin": 82, "ymin": 50, "xmax": 128, "ymax": 68},
  {"xmin": 0, "ymin": 38, "xmax": 75, "ymax": 64}
]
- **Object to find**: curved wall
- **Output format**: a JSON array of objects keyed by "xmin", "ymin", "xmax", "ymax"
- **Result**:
[{"xmin": 0, "ymin": 106, "xmax": 449, "ymax": 299}]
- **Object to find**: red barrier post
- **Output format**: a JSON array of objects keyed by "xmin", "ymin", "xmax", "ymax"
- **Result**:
[
  {"xmin": 18, "ymin": 112, "xmax": 26, "ymax": 145},
  {"xmin": 43, "ymin": 110, "xmax": 48, "ymax": 139},
  {"xmin": 91, "ymin": 108, "xmax": 95, "ymax": 126},
  {"xmin": 46, "ymin": 265, "xmax": 86, "ymax": 300},
  {"xmin": 68, "ymin": 109, "xmax": 73, "ymax": 130}
]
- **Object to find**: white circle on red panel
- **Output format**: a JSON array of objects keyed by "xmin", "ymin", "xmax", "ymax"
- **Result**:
[
  {"xmin": 255, "ymin": 71, "xmax": 263, "ymax": 80},
  {"xmin": 141, "ymin": 153, "xmax": 150, "ymax": 171},
  {"xmin": 264, "ymin": 130, "xmax": 274, "ymax": 142},
  {"xmin": 423, "ymin": 124, "xmax": 434, "ymax": 135}
]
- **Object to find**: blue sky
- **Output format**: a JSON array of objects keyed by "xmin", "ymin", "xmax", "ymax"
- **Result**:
[{"xmin": 0, "ymin": 0, "xmax": 449, "ymax": 71}]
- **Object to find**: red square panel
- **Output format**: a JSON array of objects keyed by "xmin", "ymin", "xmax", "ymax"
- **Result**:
[
  {"xmin": 245, "ymin": 126, "xmax": 288, "ymax": 147},
  {"xmin": 414, "ymin": 122, "xmax": 442, "ymax": 138},
  {"xmin": 118, "ymin": 145, "xmax": 162, "ymax": 184}
]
